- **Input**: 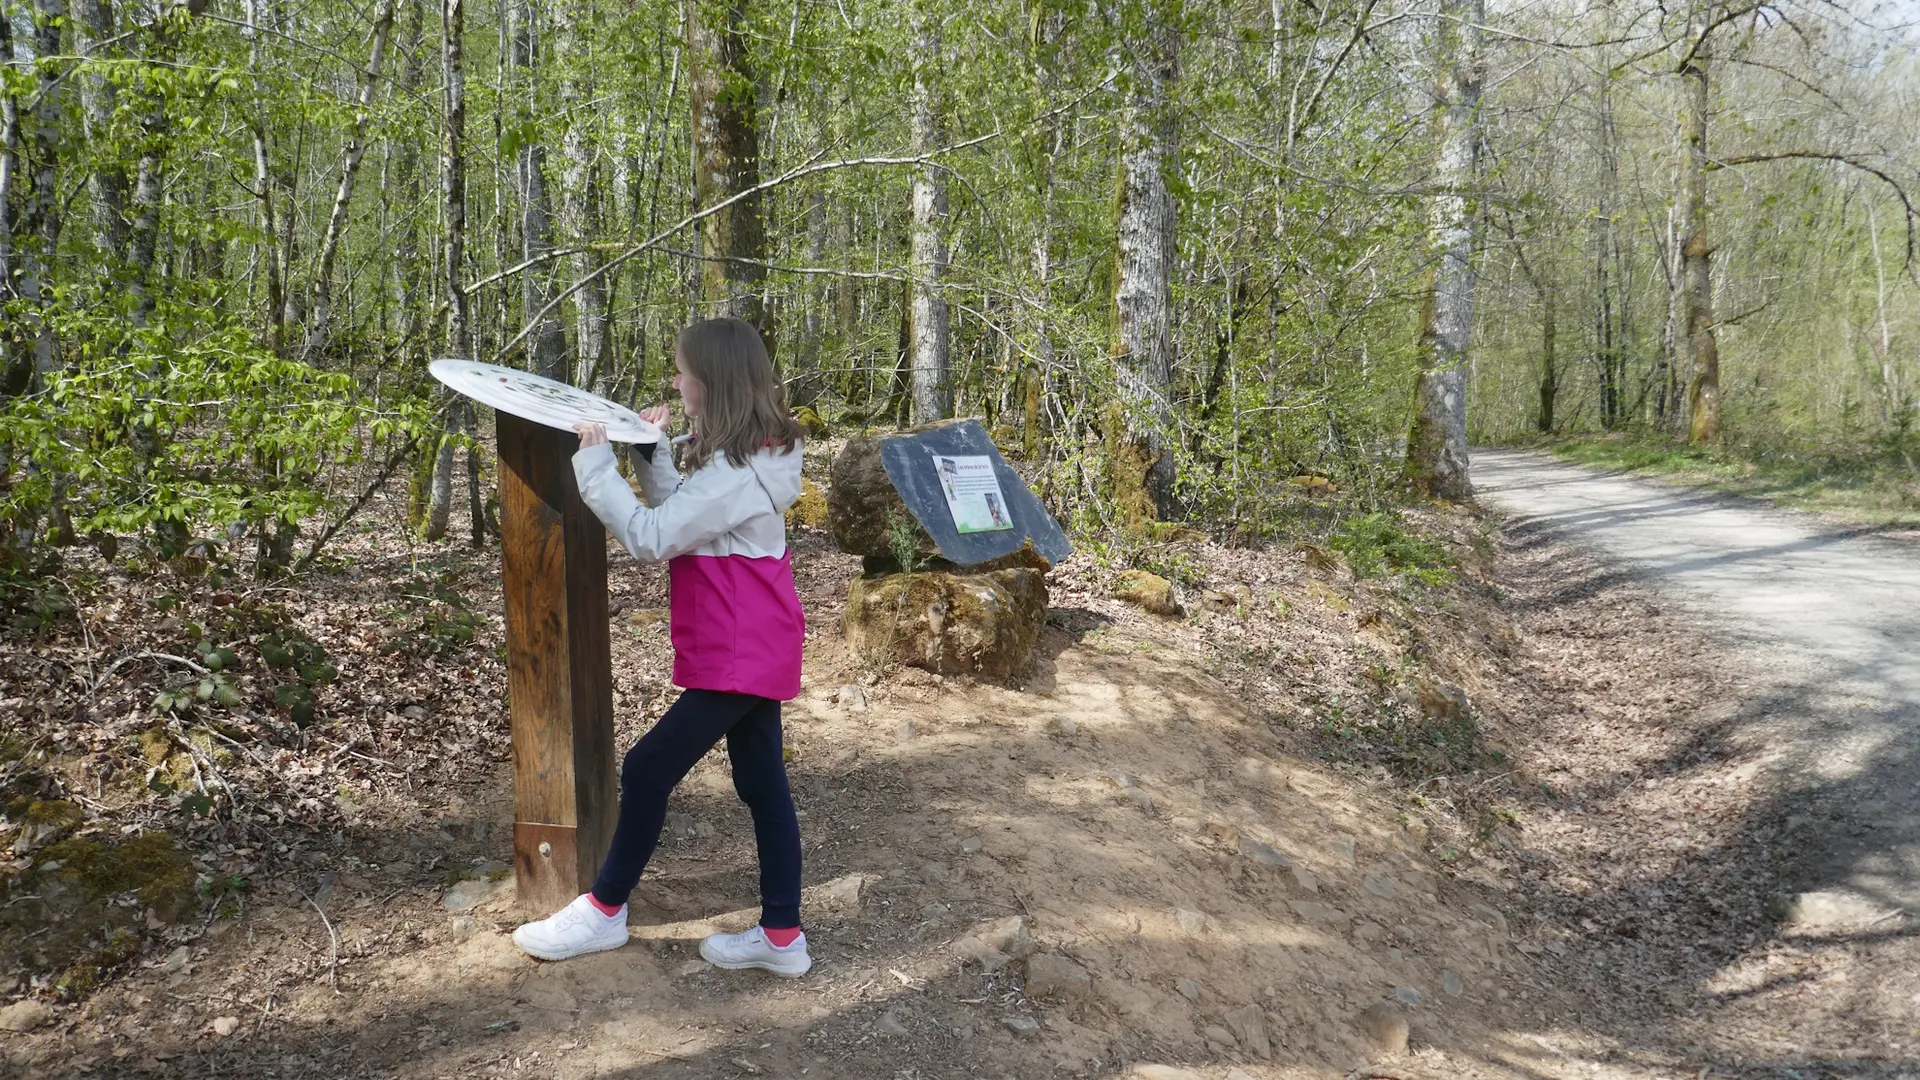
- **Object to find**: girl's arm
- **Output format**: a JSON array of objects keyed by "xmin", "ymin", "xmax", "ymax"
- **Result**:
[
  {"xmin": 573, "ymin": 443, "xmax": 759, "ymax": 562},
  {"xmin": 631, "ymin": 438, "xmax": 684, "ymax": 506}
]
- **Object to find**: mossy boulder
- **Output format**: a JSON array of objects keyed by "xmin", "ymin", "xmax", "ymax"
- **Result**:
[
  {"xmin": 827, "ymin": 434, "xmax": 938, "ymax": 562},
  {"xmin": 1113, "ymin": 570, "xmax": 1180, "ymax": 616},
  {"xmin": 786, "ymin": 477, "xmax": 829, "ymax": 530},
  {"xmin": 845, "ymin": 568, "xmax": 1048, "ymax": 677},
  {"xmin": 2, "ymin": 831, "xmax": 196, "ymax": 1000}
]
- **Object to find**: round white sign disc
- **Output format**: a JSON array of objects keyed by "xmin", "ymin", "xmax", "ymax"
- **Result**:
[{"xmin": 430, "ymin": 359, "xmax": 662, "ymax": 444}]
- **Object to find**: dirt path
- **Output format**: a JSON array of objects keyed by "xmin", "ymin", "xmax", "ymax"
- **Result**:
[{"xmin": 1475, "ymin": 449, "xmax": 1920, "ymax": 1075}]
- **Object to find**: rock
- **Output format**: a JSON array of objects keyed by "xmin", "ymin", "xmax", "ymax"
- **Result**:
[
  {"xmin": 449, "ymin": 916, "xmax": 477, "ymax": 940},
  {"xmin": 1175, "ymin": 977, "xmax": 1201, "ymax": 1003},
  {"xmin": 827, "ymin": 435, "xmax": 939, "ymax": 561},
  {"xmin": 921, "ymin": 862, "xmax": 948, "ymax": 883},
  {"xmin": 1113, "ymin": 570, "xmax": 1180, "ymax": 616},
  {"xmin": 676, "ymin": 959, "xmax": 710, "ymax": 977},
  {"xmin": 1287, "ymin": 900, "xmax": 1346, "ymax": 925},
  {"xmin": 1236, "ymin": 835, "xmax": 1290, "ymax": 867},
  {"xmin": 1110, "ymin": 771, "xmax": 1138, "ymax": 788},
  {"xmin": 1174, "ymin": 908, "xmax": 1209, "ymax": 936},
  {"xmin": 211, "ymin": 1016, "xmax": 241, "ymax": 1038},
  {"xmin": 1202, "ymin": 1025, "xmax": 1237, "ymax": 1051},
  {"xmin": 973, "ymin": 916, "xmax": 1034, "ymax": 959},
  {"xmin": 1171, "ymin": 815, "xmax": 1202, "ymax": 833},
  {"xmin": 896, "ymin": 720, "xmax": 916, "ymax": 741},
  {"xmin": 1024, "ymin": 954, "xmax": 1091, "ymax": 999},
  {"xmin": 1225, "ymin": 1004, "xmax": 1270, "ymax": 1059},
  {"xmin": 785, "ymin": 477, "xmax": 829, "ymax": 529},
  {"xmin": 1127, "ymin": 788, "xmax": 1157, "ymax": 813},
  {"xmin": 875, "ymin": 1012, "xmax": 909, "ymax": 1038},
  {"xmin": 1364, "ymin": 873, "xmax": 1399, "ymax": 899},
  {"xmin": 835, "ymin": 684, "xmax": 869, "ymax": 713},
  {"xmin": 153, "ymin": 945, "xmax": 191, "ymax": 975},
  {"xmin": 959, "ymin": 836, "xmax": 983, "ymax": 854},
  {"xmin": 814, "ymin": 873, "xmax": 866, "ymax": 910},
  {"xmin": 1291, "ymin": 867, "xmax": 1320, "ymax": 893},
  {"xmin": 442, "ymin": 877, "xmax": 508, "ymax": 912},
  {"xmin": 1774, "ymin": 890, "xmax": 1894, "ymax": 928},
  {"xmin": 0, "ymin": 1000, "xmax": 52, "ymax": 1032},
  {"xmin": 1048, "ymin": 716, "xmax": 1078, "ymax": 737},
  {"xmin": 1353, "ymin": 921, "xmax": 1386, "ymax": 942},
  {"xmin": 1227, "ymin": 1071, "xmax": 1259, "ymax": 1080},
  {"xmin": 1442, "ymin": 970, "xmax": 1464, "ymax": 998},
  {"xmin": 844, "ymin": 568, "xmax": 1048, "ymax": 677},
  {"xmin": 1132, "ymin": 1067, "xmax": 1202, "ymax": 1080},
  {"xmin": 954, "ymin": 938, "xmax": 1013, "ymax": 973},
  {"xmin": 1001, "ymin": 1016, "xmax": 1041, "ymax": 1037},
  {"xmin": 1415, "ymin": 678, "xmax": 1469, "ymax": 720},
  {"xmin": 1392, "ymin": 986, "xmax": 1423, "ymax": 1007},
  {"xmin": 1333, "ymin": 836, "xmax": 1358, "ymax": 863},
  {"xmin": 1357, "ymin": 1001, "xmax": 1409, "ymax": 1054}
]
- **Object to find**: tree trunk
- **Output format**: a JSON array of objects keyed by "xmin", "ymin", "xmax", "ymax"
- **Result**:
[
  {"xmin": 1538, "ymin": 281, "xmax": 1557, "ymax": 433},
  {"xmin": 0, "ymin": 7, "xmax": 20, "ymax": 394},
  {"xmin": 1403, "ymin": 0, "xmax": 1482, "ymax": 502},
  {"xmin": 73, "ymin": 0, "xmax": 129, "ymax": 265},
  {"xmin": 16, "ymin": 0, "xmax": 65, "ymax": 381},
  {"xmin": 1111, "ymin": 5, "xmax": 1180, "ymax": 524},
  {"xmin": 908, "ymin": 3, "xmax": 950, "ymax": 424},
  {"xmin": 555, "ymin": 0, "xmax": 608, "ymax": 388},
  {"xmin": 303, "ymin": 0, "xmax": 400, "ymax": 361},
  {"xmin": 512, "ymin": 0, "xmax": 567, "ymax": 380},
  {"xmin": 1680, "ymin": 30, "xmax": 1720, "ymax": 444},
  {"xmin": 686, "ymin": 0, "xmax": 766, "ymax": 333},
  {"xmin": 391, "ymin": 0, "xmax": 428, "ymax": 350},
  {"xmin": 426, "ymin": 0, "xmax": 472, "ymax": 541}
]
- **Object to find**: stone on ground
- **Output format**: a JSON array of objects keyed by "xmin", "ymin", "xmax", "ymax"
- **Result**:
[
  {"xmin": 1225, "ymin": 1003, "xmax": 1270, "ymax": 1059},
  {"xmin": 1002, "ymin": 1016, "xmax": 1041, "ymax": 1036},
  {"xmin": 1024, "ymin": 953, "xmax": 1092, "ymax": 999},
  {"xmin": 953, "ymin": 937, "xmax": 1013, "ymax": 973},
  {"xmin": 876, "ymin": 1012, "xmax": 909, "ymax": 1038},
  {"xmin": 1113, "ymin": 570, "xmax": 1180, "ymax": 615},
  {"xmin": 1237, "ymin": 834, "xmax": 1290, "ymax": 867},
  {"xmin": 442, "ymin": 877, "xmax": 508, "ymax": 912},
  {"xmin": 972, "ymin": 915, "xmax": 1034, "ymax": 959},
  {"xmin": 211, "ymin": 1016, "xmax": 241, "ymax": 1037},
  {"xmin": 1202, "ymin": 1024, "xmax": 1237, "ymax": 1051},
  {"xmin": 0, "ymin": 1000, "xmax": 52, "ymax": 1032},
  {"xmin": 844, "ymin": 568, "xmax": 1047, "ymax": 676},
  {"xmin": 1175, "ymin": 977, "xmax": 1201, "ymax": 1003},
  {"xmin": 1357, "ymin": 1000, "xmax": 1409, "ymax": 1053}
]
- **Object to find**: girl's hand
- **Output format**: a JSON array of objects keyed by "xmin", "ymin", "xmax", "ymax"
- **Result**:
[
  {"xmin": 574, "ymin": 422, "xmax": 609, "ymax": 448},
  {"xmin": 639, "ymin": 405, "xmax": 670, "ymax": 427}
]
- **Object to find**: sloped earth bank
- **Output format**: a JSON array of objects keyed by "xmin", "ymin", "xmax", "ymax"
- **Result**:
[{"xmin": 3, "ymin": 466, "xmax": 1889, "ymax": 1078}]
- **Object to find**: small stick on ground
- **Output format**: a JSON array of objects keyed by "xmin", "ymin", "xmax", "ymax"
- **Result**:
[{"xmin": 296, "ymin": 888, "xmax": 342, "ymax": 994}]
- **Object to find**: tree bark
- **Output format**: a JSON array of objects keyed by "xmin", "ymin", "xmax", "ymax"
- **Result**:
[
  {"xmin": 1111, "ymin": 4, "xmax": 1180, "ymax": 523},
  {"xmin": 427, "ymin": 0, "xmax": 473, "ymax": 541},
  {"xmin": 15, "ymin": 0, "xmax": 65, "ymax": 381},
  {"xmin": 908, "ymin": 2, "xmax": 950, "ymax": 424},
  {"xmin": 555, "ymin": 0, "xmax": 608, "ymax": 388},
  {"xmin": 73, "ymin": 0, "xmax": 129, "ymax": 265},
  {"xmin": 1680, "ymin": 27, "xmax": 1720, "ymax": 444},
  {"xmin": 0, "ymin": 8, "xmax": 20, "ymax": 393},
  {"xmin": 686, "ymin": 0, "xmax": 766, "ymax": 333},
  {"xmin": 303, "ymin": 0, "xmax": 400, "ymax": 361},
  {"xmin": 1403, "ymin": 0, "xmax": 1482, "ymax": 502},
  {"xmin": 512, "ymin": 0, "xmax": 567, "ymax": 380},
  {"xmin": 390, "ymin": 0, "xmax": 428, "ymax": 350},
  {"xmin": 1538, "ymin": 280, "xmax": 1557, "ymax": 433}
]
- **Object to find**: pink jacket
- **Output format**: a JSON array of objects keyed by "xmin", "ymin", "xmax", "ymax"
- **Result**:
[{"xmin": 573, "ymin": 439, "xmax": 806, "ymax": 702}]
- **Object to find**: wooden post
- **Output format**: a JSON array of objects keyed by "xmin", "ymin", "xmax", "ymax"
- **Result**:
[{"xmin": 496, "ymin": 411, "xmax": 617, "ymax": 913}]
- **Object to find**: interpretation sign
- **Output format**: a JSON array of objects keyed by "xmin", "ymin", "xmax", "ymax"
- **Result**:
[{"xmin": 881, "ymin": 420, "xmax": 1072, "ymax": 568}]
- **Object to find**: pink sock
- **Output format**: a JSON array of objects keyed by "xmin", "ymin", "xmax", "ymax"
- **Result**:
[
  {"xmin": 586, "ymin": 892, "xmax": 624, "ymax": 917},
  {"xmin": 762, "ymin": 925, "xmax": 801, "ymax": 948}
]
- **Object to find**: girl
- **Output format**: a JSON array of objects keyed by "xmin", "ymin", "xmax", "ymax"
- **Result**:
[{"xmin": 512, "ymin": 317, "xmax": 811, "ymax": 977}]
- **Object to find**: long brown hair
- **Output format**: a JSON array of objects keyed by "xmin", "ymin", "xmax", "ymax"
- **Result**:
[{"xmin": 678, "ymin": 317, "xmax": 803, "ymax": 469}]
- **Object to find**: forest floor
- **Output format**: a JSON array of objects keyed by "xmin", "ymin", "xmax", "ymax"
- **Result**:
[{"xmin": 1, "ymin": 446, "xmax": 1914, "ymax": 1079}]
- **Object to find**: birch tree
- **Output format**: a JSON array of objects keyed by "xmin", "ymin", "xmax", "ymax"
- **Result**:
[
  {"xmin": 1404, "ymin": 0, "xmax": 1483, "ymax": 501},
  {"xmin": 909, "ymin": 0, "xmax": 950, "ymax": 423}
]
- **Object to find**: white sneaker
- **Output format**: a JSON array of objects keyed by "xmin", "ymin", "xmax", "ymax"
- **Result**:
[
  {"xmin": 511, "ymin": 894, "xmax": 629, "ymax": 961},
  {"xmin": 699, "ymin": 926, "xmax": 812, "ymax": 977}
]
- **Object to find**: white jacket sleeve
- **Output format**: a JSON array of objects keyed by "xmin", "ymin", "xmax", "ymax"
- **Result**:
[
  {"xmin": 633, "ymin": 441, "xmax": 683, "ymax": 507},
  {"xmin": 573, "ymin": 443, "xmax": 760, "ymax": 562}
]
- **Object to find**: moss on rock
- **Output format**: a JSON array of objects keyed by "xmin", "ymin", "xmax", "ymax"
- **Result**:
[{"xmin": 845, "ymin": 568, "xmax": 1047, "ymax": 677}]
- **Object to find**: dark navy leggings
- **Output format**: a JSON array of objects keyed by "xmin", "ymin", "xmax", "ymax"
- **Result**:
[{"xmin": 589, "ymin": 689, "xmax": 802, "ymax": 929}]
